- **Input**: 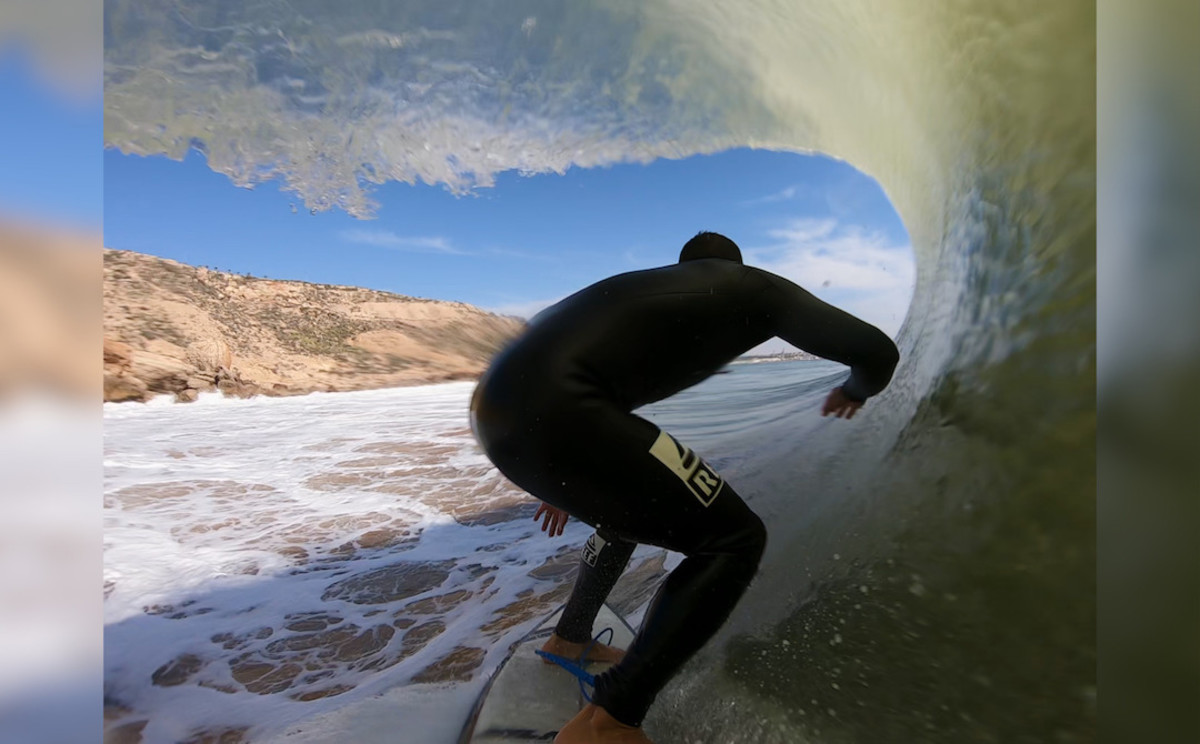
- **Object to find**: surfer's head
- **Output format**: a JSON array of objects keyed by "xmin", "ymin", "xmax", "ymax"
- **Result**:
[{"xmin": 679, "ymin": 231, "xmax": 743, "ymax": 264}]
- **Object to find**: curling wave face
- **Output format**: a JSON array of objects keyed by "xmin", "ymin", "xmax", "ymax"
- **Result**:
[{"xmin": 105, "ymin": 1, "xmax": 1094, "ymax": 741}]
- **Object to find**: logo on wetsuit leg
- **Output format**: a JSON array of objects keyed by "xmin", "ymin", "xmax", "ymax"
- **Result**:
[
  {"xmin": 581, "ymin": 532, "xmax": 607, "ymax": 567},
  {"xmin": 647, "ymin": 430, "xmax": 725, "ymax": 507}
]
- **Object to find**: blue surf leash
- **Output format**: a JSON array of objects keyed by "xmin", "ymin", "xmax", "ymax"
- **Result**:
[{"xmin": 535, "ymin": 626, "xmax": 615, "ymax": 703}]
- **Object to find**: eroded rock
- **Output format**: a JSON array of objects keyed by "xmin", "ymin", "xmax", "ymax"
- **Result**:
[
  {"xmin": 232, "ymin": 659, "xmax": 302, "ymax": 695},
  {"xmin": 179, "ymin": 726, "xmax": 248, "ymax": 744},
  {"xmin": 151, "ymin": 653, "xmax": 204, "ymax": 687},
  {"xmin": 290, "ymin": 684, "xmax": 355, "ymax": 702},
  {"xmin": 105, "ymin": 719, "xmax": 148, "ymax": 744},
  {"xmin": 187, "ymin": 374, "xmax": 216, "ymax": 390},
  {"xmin": 283, "ymin": 612, "xmax": 342, "ymax": 633},
  {"xmin": 185, "ymin": 337, "xmax": 232, "ymax": 373},
  {"xmin": 104, "ymin": 338, "xmax": 133, "ymax": 370},
  {"xmin": 412, "ymin": 646, "xmax": 486, "ymax": 683},
  {"xmin": 334, "ymin": 625, "xmax": 395, "ymax": 661},
  {"xmin": 453, "ymin": 500, "xmax": 539, "ymax": 527},
  {"xmin": 355, "ymin": 527, "xmax": 414, "ymax": 550},
  {"xmin": 264, "ymin": 626, "xmax": 360, "ymax": 658},
  {"xmin": 211, "ymin": 626, "xmax": 273, "ymax": 651},
  {"xmin": 321, "ymin": 560, "xmax": 456, "ymax": 605},
  {"xmin": 402, "ymin": 589, "xmax": 474, "ymax": 615},
  {"xmin": 527, "ymin": 545, "xmax": 580, "ymax": 581},
  {"xmin": 105, "ymin": 373, "xmax": 149, "ymax": 402},
  {"xmin": 480, "ymin": 583, "xmax": 575, "ymax": 637},
  {"xmin": 398, "ymin": 620, "xmax": 445, "ymax": 659}
]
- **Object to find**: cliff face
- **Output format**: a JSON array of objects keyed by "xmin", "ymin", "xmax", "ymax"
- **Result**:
[{"xmin": 103, "ymin": 249, "xmax": 525, "ymax": 402}]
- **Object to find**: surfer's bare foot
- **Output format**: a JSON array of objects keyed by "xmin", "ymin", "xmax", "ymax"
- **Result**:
[
  {"xmin": 541, "ymin": 633, "xmax": 626, "ymax": 665},
  {"xmin": 554, "ymin": 704, "xmax": 653, "ymax": 743}
]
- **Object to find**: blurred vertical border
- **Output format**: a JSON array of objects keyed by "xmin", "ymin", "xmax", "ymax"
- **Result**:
[
  {"xmin": 1098, "ymin": 0, "xmax": 1200, "ymax": 742},
  {"xmin": 0, "ymin": 0, "xmax": 102, "ymax": 742}
]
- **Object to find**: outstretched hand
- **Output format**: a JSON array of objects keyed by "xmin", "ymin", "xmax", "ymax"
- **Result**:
[
  {"xmin": 533, "ymin": 502, "xmax": 569, "ymax": 537},
  {"xmin": 822, "ymin": 386, "xmax": 865, "ymax": 419}
]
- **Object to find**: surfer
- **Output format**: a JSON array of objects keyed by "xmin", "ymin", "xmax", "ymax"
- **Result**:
[{"xmin": 470, "ymin": 232, "xmax": 899, "ymax": 743}]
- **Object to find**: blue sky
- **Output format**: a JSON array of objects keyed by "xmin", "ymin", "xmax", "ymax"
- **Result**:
[{"xmin": 103, "ymin": 147, "xmax": 914, "ymax": 351}]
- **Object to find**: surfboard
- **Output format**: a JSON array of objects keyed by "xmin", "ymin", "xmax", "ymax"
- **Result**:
[{"xmin": 459, "ymin": 604, "xmax": 636, "ymax": 743}]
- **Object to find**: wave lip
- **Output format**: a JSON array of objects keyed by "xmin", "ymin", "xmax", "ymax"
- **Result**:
[{"xmin": 103, "ymin": 0, "xmax": 772, "ymax": 216}]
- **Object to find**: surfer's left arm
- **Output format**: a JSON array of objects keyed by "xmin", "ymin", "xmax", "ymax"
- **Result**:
[{"xmin": 764, "ymin": 273, "xmax": 900, "ymax": 402}]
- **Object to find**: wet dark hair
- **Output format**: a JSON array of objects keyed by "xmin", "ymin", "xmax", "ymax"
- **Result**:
[{"xmin": 679, "ymin": 231, "xmax": 743, "ymax": 264}]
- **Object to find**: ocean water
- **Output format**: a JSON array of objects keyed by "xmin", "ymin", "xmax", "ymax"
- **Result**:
[
  {"xmin": 105, "ymin": 1, "xmax": 1094, "ymax": 741},
  {"xmin": 104, "ymin": 361, "xmax": 846, "ymax": 743}
]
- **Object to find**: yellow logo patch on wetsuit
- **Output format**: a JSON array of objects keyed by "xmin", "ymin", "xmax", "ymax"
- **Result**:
[
  {"xmin": 648, "ymin": 430, "xmax": 725, "ymax": 507},
  {"xmin": 581, "ymin": 532, "xmax": 607, "ymax": 567}
]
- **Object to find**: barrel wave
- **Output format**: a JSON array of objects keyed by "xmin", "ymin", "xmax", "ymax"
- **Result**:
[{"xmin": 105, "ymin": 1, "xmax": 1095, "ymax": 741}]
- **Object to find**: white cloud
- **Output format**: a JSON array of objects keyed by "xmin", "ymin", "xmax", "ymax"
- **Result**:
[
  {"xmin": 746, "ymin": 218, "xmax": 915, "ymax": 338},
  {"xmin": 339, "ymin": 229, "xmax": 463, "ymax": 254},
  {"xmin": 764, "ymin": 217, "xmax": 837, "ymax": 245},
  {"xmin": 741, "ymin": 184, "xmax": 802, "ymax": 206}
]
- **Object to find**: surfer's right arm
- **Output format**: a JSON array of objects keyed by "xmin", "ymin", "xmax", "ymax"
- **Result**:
[
  {"xmin": 764, "ymin": 274, "xmax": 900, "ymax": 402},
  {"xmin": 533, "ymin": 501, "xmax": 569, "ymax": 537}
]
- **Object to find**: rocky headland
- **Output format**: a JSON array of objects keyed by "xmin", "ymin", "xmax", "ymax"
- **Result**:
[{"xmin": 104, "ymin": 249, "xmax": 526, "ymax": 403}]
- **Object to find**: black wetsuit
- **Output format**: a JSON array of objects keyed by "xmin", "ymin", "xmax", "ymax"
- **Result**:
[{"xmin": 471, "ymin": 258, "xmax": 898, "ymax": 726}]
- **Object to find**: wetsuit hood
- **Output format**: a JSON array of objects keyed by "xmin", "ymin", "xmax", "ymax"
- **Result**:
[{"xmin": 678, "ymin": 232, "xmax": 743, "ymax": 264}]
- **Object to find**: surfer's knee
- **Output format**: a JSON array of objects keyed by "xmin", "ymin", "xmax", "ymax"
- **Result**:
[
  {"xmin": 726, "ymin": 512, "xmax": 767, "ymax": 586},
  {"xmin": 703, "ymin": 509, "xmax": 766, "ymax": 568}
]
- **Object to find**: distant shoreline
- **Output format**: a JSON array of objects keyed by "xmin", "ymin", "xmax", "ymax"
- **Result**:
[{"xmin": 730, "ymin": 352, "xmax": 821, "ymax": 365}]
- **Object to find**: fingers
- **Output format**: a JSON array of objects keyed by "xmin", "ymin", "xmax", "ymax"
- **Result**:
[
  {"xmin": 822, "ymin": 387, "xmax": 846, "ymax": 416},
  {"xmin": 824, "ymin": 402, "xmax": 863, "ymax": 419},
  {"xmin": 533, "ymin": 504, "xmax": 570, "ymax": 537},
  {"xmin": 536, "ymin": 505, "xmax": 553, "ymax": 533}
]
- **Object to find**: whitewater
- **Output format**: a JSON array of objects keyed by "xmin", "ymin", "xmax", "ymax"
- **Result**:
[
  {"xmin": 105, "ymin": 361, "xmax": 843, "ymax": 742},
  {"xmin": 104, "ymin": 0, "xmax": 1095, "ymax": 741}
]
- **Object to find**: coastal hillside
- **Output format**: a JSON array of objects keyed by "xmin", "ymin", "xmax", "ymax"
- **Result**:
[{"xmin": 103, "ymin": 249, "xmax": 525, "ymax": 402}]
